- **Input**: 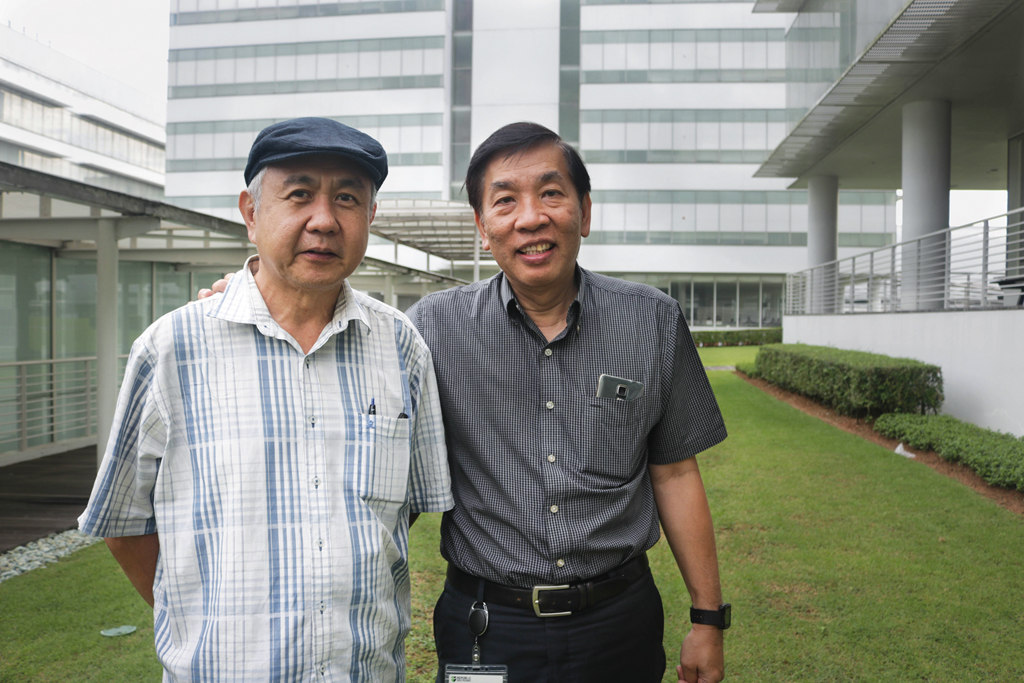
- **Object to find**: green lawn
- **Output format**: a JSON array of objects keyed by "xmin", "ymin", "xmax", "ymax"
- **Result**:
[
  {"xmin": 4, "ymin": 369, "xmax": 1023, "ymax": 682},
  {"xmin": 698, "ymin": 345, "xmax": 760, "ymax": 367}
]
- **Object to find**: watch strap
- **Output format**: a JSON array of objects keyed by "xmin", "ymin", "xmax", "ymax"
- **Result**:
[{"xmin": 690, "ymin": 603, "xmax": 731, "ymax": 630}]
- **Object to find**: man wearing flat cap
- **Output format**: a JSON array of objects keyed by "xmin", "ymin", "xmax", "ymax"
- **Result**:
[{"xmin": 80, "ymin": 117, "xmax": 453, "ymax": 682}]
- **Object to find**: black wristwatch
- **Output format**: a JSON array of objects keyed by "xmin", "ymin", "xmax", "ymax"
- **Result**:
[{"xmin": 690, "ymin": 603, "xmax": 731, "ymax": 630}]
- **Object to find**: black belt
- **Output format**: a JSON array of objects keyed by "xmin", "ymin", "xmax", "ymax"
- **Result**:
[{"xmin": 446, "ymin": 553, "xmax": 650, "ymax": 618}]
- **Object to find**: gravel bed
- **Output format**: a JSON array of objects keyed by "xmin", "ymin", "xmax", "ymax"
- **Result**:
[{"xmin": 0, "ymin": 529, "xmax": 103, "ymax": 583}]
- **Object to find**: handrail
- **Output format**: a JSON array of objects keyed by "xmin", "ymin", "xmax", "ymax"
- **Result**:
[
  {"xmin": 786, "ymin": 207, "xmax": 1024, "ymax": 315},
  {"xmin": 0, "ymin": 355, "xmax": 129, "ymax": 458}
]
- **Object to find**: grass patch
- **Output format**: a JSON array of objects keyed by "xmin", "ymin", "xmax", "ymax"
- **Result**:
[
  {"xmin": 684, "ymin": 373, "xmax": 1024, "ymax": 682},
  {"xmin": 0, "ymin": 542, "xmax": 160, "ymax": 682},
  {"xmin": 697, "ymin": 345, "xmax": 760, "ymax": 367},
  {"xmin": 3, "ymin": 372, "xmax": 1023, "ymax": 682}
]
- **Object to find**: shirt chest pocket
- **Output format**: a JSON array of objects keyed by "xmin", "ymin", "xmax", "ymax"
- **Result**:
[
  {"xmin": 577, "ymin": 397, "xmax": 647, "ymax": 487},
  {"xmin": 357, "ymin": 414, "xmax": 411, "ymax": 505}
]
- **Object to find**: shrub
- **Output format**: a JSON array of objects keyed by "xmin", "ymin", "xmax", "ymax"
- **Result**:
[
  {"xmin": 692, "ymin": 327, "xmax": 782, "ymax": 347},
  {"xmin": 751, "ymin": 344, "xmax": 943, "ymax": 418},
  {"xmin": 875, "ymin": 413, "xmax": 1024, "ymax": 491},
  {"xmin": 735, "ymin": 362, "xmax": 758, "ymax": 378}
]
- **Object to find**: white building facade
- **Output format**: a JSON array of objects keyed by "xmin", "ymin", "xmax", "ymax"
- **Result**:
[{"xmin": 164, "ymin": 0, "xmax": 897, "ymax": 328}]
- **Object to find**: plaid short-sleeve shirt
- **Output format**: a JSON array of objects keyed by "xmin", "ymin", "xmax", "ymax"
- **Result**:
[
  {"xmin": 80, "ymin": 260, "xmax": 452, "ymax": 683},
  {"xmin": 409, "ymin": 266, "xmax": 726, "ymax": 588}
]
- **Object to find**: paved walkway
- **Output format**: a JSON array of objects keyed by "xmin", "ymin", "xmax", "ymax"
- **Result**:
[{"xmin": 0, "ymin": 447, "xmax": 96, "ymax": 554}]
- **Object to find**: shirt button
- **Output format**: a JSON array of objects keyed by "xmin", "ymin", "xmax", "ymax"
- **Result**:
[
  {"xmin": 550, "ymin": 505, "xmax": 559, "ymax": 514},
  {"xmin": 556, "ymin": 558, "xmax": 565, "ymax": 568},
  {"xmin": 317, "ymin": 538, "xmax": 324, "ymax": 549},
  {"xmin": 305, "ymin": 358, "xmax": 310, "ymax": 367},
  {"xmin": 319, "ymin": 664, "xmax": 326, "ymax": 674},
  {"xmin": 545, "ymin": 401, "xmax": 554, "ymax": 410},
  {"xmin": 310, "ymin": 416, "xmax": 316, "ymax": 424},
  {"xmin": 544, "ymin": 348, "xmax": 552, "ymax": 357},
  {"xmin": 547, "ymin": 454, "xmax": 556, "ymax": 463},
  {"xmin": 319, "ymin": 601, "xmax": 325, "ymax": 613},
  {"xmin": 313, "ymin": 476, "xmax": 321, "ymax": 488}
]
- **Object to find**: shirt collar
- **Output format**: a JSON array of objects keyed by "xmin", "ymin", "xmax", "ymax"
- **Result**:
[
  {"xmin": 206, "ymin": 255, "xmax": 371, "ymax": 340},
  {"xmin": 500, "ymin": 265, "xmax": 585, "ymax": 330}
]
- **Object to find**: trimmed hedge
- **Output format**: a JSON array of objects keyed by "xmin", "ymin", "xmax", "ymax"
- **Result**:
[
  {"xmin": 875, "ymin": 413, "xmax": 1024, "ymax": 492},
  {"xmin": 735, "ymin": 361, "xmax": 757, "ymax": 376},
  {"xmin": 744, "ymin": 344, "xmax": 943, "ymax": 418},
  {"xmin": 692, "ymin": 327, "xmax": 782, "ymax": 347}
]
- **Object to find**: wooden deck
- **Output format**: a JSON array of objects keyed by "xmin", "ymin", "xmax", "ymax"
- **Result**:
[{"xmin": 0, "ymin": 446, "xmax": 97, "ymax": 554}]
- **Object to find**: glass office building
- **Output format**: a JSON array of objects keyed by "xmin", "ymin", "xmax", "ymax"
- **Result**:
[{"xmin": 164, "ymin": 0, "xmax": 897, "ymax": 328}]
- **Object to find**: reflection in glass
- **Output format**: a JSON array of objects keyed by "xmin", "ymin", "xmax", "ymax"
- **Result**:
[
  {"xmin": 693, "ymin": 281, "xmax": 715, "ymax": 327},
  {"xmin": 762, "ymin": 282, "xmax": 784, "ymax": 327},
  {"xmin": 739, "ymin": 282, "xmax": 760, "ymax": 327},
  {"xmin": 716, "ymin": 281, "xmax": 736, "ymax": 327}
]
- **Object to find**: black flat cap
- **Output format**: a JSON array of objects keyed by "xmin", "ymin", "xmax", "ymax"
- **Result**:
[{"xmin": 244, "ymin": 117, "xmax": 388, "ymax": 188}]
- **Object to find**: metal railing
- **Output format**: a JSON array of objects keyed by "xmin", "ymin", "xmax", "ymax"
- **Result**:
[
  {"xmin": 0, "ymin": 356, "xmax": 127, "ymax": 457},
  {"xmin": 786, "ymin": 208, "xmax": 1024, "ymax": 315}
]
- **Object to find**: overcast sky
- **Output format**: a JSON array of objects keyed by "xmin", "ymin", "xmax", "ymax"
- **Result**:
[{"xmin": 0, "ymin": 0, "xmax": 170, "ymax": 102}]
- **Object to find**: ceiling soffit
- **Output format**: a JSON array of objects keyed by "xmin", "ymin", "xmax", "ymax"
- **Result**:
[{"xmin": 756, "ymin": 0, "xmax": 1021, "ymax": 180}]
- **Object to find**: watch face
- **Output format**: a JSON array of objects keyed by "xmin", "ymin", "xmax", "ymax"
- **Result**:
[{"xmin": 721, "ymin": 603, "xmax": 732, "ymax": 630}]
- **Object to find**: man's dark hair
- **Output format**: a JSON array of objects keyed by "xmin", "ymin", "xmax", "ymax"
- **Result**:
[{"xmin": 464, "ymin": 122, "xmax": 591, "ymax": 215}]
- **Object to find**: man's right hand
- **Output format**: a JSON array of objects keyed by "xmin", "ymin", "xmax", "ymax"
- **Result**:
[{"xmin": 198, "ymin": 272, "xmax": 234, "ymax": 299}]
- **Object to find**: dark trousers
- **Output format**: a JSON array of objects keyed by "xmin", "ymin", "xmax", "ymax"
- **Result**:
[{"xmin": 433, "ymin": 570, "xmax": 666, "ymax": 683}]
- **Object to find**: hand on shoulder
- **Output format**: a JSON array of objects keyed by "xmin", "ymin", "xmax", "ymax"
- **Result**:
[{"xmin": 197, "ymin": 272, "xmax": 235, "ymax": 300}]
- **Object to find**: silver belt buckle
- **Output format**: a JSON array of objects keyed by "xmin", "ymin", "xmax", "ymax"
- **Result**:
[{"xmin": 532, "ymin": 584, "xmax": 572, "ymax": 617}]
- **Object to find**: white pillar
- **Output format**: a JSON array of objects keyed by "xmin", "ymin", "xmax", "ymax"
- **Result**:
[
  {"xmin": 902, "ymin": 100, "xmax": 951, "ymax": 310},
  {"xmin": 807, "ymin": 175, "xmax": 838, "ymax": 313},
  {"xmin": 95, "ymin": 219, "xmax": 119, "ymax": 467}
]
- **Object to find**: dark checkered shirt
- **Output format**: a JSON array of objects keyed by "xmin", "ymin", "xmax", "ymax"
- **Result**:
[{"xmin": 408, "ymin": 267, "xmax": 727, "ymax": 588}]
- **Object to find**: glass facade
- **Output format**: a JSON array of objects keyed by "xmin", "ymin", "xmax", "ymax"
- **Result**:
[
  {"xmin": 581, "ymin": 109, "xmax": 789, "ymax": 164},
  {"xmin": 0, "ymin": 140, "xmax": 163, "ymax": 201},
  {"xmin": 560, "ymin": 0, "xmax": 582, "ymax": 146},
  {"xmin": 580, "ymin": 28, "xmax": 787, "ymax": 83},
  {"xmin": 784, "ymin": 0, "xmax": 908, "ymax": 128},
  {"xmin": 0, "ymin": 87, "xmax": 165, "ymax": 174},
  {"xmin": 167, "ymin": 114, "xmax": 444, "ymax": 172},
  {"xmin": 167, "ymin": 36, "xmax": 445, "ymax": 100},
  {"xmin": 155, "ymin": 264, "xmax": 193, "ymax": 319},
  {"xmin": 641, "ymin": 273, "xmax": 785, "ymax": 328},
  {"xmin": 170, "ymin": 0, "xmax": 445, "ymax": 25},
  {"xmin": 588, "ymin": 189, "xmax": 896, "ymax": 246},
  {"xmin": 450, "ymin": 0, "xmax": 473, "ymax": 198},
  {"xmin": 0, "ymin": 242, "xmax": 50, "ymax": 363},
  {"xmin": 0, "ymin": 248, "xmax": 197, "ymax": 361}
]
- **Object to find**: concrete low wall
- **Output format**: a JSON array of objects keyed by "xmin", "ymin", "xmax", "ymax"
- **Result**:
[{"xmin": 783, "ymin": 309, "xmax": 1024, "ymax": 437}]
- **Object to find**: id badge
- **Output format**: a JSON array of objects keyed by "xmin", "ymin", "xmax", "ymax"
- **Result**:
[{"xmin": 444, "ymin": 664, "xmax": 509, "ymax": 683}]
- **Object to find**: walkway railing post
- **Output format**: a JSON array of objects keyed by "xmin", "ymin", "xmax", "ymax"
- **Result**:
[
  {"xmin": 890, "ymin": 245, "xmax": 897, "ymax": 311},
  {"xmin": 85, "ymin": 359, "xmax": 93, "ymax": 437},
  {"xmin": 981, "ymin": 219, "xmax": 989, "ymax": 308},
  {"xmin": 850, "ymin": 256, "xmax": 857, "ymax": 313},
  {"xmin": 19, "ymin": 364, "xmax": 28, "ymax": 452},
  {"xmin": 868, "ymin": 252, "xmax": 875, "ymax": 312}
]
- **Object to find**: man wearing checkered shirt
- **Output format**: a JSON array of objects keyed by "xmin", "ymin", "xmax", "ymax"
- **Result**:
[
  {"xmin": 79, "ymin": 118, "xmax": 453, "ymax": 682},
  {"xmin": 408, "ymin": 122, "xmax": 729, "ymax": 683}
]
